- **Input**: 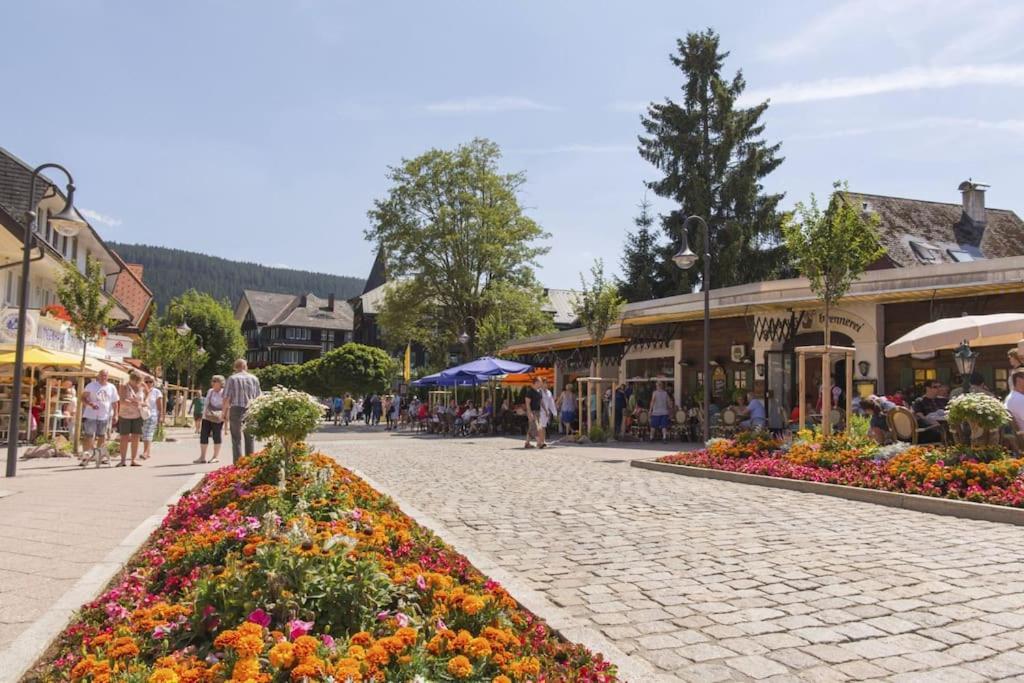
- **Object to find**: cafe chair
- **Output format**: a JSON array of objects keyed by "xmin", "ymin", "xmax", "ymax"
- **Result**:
[
  {"xmin": 720, "ymin": 407, "xmax": 738, "ymax": 437},
  {"xmin": 631, "ymin": 410, "xmax": 650, "ymax": 441},
  {"xmin": 887, "ymin": 406, "xmax": 933, "ymax": 445}
]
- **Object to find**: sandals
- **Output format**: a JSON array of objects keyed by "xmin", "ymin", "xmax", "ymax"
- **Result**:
[
  {"xmin": 193, "ymin": 457, "xmax": 207, "ymax": 464},
  {"xmin": 115, "ymin": 462, "xmax": 126, "ymax": 467},
  {"xmin": 130, "ymin": 462, "xmax": 142, "ymax": 467},
  {"xmin": 208, "ymin": 458, "xmax": 220, "ymax": 464}
]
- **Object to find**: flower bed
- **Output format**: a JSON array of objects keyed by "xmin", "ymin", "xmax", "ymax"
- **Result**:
[
  {"xmin": 657, "ymin": 432, "xmax": 1024, "ymax": 508},
  {"xmin": 33, "ymin": 447, "xmax": 616, "ymax": 682}
]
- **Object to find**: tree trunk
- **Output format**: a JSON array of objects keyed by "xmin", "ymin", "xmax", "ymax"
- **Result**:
[
  {"xmin": 73, "ymin": 342, "xmax": 87, "ymax": 455},
  {"xmin": 596, "ymin": 341, "xmax": 602, "ymax": 428}
]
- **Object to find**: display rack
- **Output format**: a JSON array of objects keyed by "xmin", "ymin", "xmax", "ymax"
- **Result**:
[{"xmin": 0, "ymin": 371, "xmax": 34, "ymax": 444}]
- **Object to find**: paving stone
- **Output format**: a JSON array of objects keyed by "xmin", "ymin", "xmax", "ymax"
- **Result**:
[
  {"xmin": 675, "ymin": 643, "xmax": 739, "ymax": 662},
  {"xmin": 726, "ymin": 654, "xmax": 789, "ymax": 679}
]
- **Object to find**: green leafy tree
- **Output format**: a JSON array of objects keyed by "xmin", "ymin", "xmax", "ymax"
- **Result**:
[
  {"xmin": 57, "ymin": 256, "xmax": 115, "ymax": 452},
  {"xmin": 139, "ymin": 322, "xmax": 186, "ymax": 383},
  {"xmin": 162, "ymin": 290, "xmax": 245, "ymax": 386},
  {"xmin": 639, "ymin": 29, "xmax": 788, "ymax": 296},
  {"xmin": 366, "ymin": 138, "xmax": 551, "ymax": 364},
  {"xmin": 303, "ymin": 343, "xmax": 395, "ymax": 397},
  {"xmin": 783, "ymin": 181, "xmax": 884, "ymax": 350},
  {"xmin": 618, "ymin": 196, "xmax": 664, "ymax": 302},
  {"xmin": 574, "ymin": 260, "xmax": 625, "ymax": 426},
  {"xmin": 252, "ymin": 363, "xmax": 304, "ymax": 392}
]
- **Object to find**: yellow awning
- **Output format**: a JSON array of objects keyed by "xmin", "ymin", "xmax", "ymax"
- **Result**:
[{"xmin": 0, "ymin": 345, "xmax": 83, "ymax": 367}]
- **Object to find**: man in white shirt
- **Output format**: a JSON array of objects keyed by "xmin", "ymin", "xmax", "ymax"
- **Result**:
[
  {"xmin": 1004, "ymin": 368, "xmax": 1024, "ymax": 432},
  {"xmin": 80, "ymin": 370, "xmax": 119, "ymax": 463}
]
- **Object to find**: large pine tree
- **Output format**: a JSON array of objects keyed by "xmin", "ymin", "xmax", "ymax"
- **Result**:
[
  {"xmin": 639, "ymin": 29, "xmax": 789, "ymax": 296},
  {"xmin": 618, "ymin": 196, "xmax": 663, "ymax": 302}
]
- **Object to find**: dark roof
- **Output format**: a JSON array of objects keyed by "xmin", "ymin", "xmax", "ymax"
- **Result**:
[
  {"xmin": 541, "ymin": 288, "xmax": 579, "ymax": 326},
  {"xmin": 241, "ymin": 289, "xmax": 353, "ymax": 330},
  {"xmin": 362, "ymin": 248, "xmax": 387, "ymax": 294},
  {"xmin": 0, "ymin": 145, "xmax": 57, "ymax": 227},
  {"xmin": 841, "ymin": 191, "xmax": 1024, "ymax": 267}
]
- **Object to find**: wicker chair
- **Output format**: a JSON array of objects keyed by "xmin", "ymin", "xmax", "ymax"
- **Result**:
[
  {"xmin": 887, "ymin": 406, "xmax": 939, "ymax": 444},
  {"xmin": 720, "ymin": 408, "xmax": 738, "ymax": 437},
  {"xmin": 632, "ymin": 410, "xmax": 650, "ymax": 441},
  {"xmin": 670, "ymin": 410, "xmax": 688, "ymax": 441}
]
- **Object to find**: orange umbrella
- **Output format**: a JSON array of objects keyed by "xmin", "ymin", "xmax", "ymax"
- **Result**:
[{"xmin": 502, "ymin": 367, "xmax": 554, "ymax": 387}]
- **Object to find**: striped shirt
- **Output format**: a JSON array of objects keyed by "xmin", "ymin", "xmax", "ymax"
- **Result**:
[{"xmin": 224, "ymin": 371, "xmax": 262, "ymax": 409}]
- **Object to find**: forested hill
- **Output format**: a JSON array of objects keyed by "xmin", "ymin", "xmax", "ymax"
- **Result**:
[{"xmin": 109, "ymin": 242, "xmax": 365, "ymax": 311}]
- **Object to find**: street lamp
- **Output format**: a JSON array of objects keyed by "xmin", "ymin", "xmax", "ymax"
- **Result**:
[
  {"xmin": 5, "ymin": 164, "xmax": 87, "ymax": 477},
  {"xmin": 953, "ymin": 340, "xmax": 978, "ymax": 395},
  {"xmin": 175, "ymin": 321, "xmax": 205, "ymax": 391},
  {"xmin": 457, "ymin": 316, "xmax": 477, "ymax": 353},
  {"xmin": 674, "ymin": 215, "xmax": 711, "ymax": 443}
]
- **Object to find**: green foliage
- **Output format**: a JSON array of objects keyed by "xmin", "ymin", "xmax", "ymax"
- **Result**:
[
  {"xmin": 947, "ymin": 393, "xmax": 1012, "ymax": 431},
  {"xmin": 366, "ymin": 138, "xmax": 551, "ymax": 362},
  {"xmin": 162, "ymin": 290, "xmax": 246, "ymax": 386},
  {"xmin": 847, "ymin": 414, "xmax": 872, "ymax": 441},
  {"xmin": 783, "ymin": 181, "xmax": 885, "ymax": 346},
  {"xmin": 618, "ymin": 196, "xmax": 664, "ymax": 302},
  {"xmin": 243, "ymin": 387, "xmax": 323, "ymax": 456},
  {"xmin": 588, "ymin": 425, "xmax": 607, "ymax": 443},
  {"xmin": 574, "ymin": 260, "xmax": 625, "ymax": 370},
  {"xmin": 639, "ymin": 29, "xmax": 789, "ymax": 295},
  {"xmin": 253, "ymin": 343, "xmax": 394, "ymax": 397},
  {"xmin": 56, "ymin": 256, "xmax": 115, "ymax": 366},
  {"xmin": 139, "ymin": 322, "xmax": 185, "ymax": 381},
  {"xmin": 108, "ymin": 242, "xmax": 364, "ymax": 312}
]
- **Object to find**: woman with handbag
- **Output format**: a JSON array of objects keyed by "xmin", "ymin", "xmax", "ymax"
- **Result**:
[
  {"xmin": 140, "ymin": 377, "xmax": 164, "ymax": 460},
  {"xmin": 117, "ymin": 371, "xmax": 149, "ymax": 467},
  {"xmin": 194, "ymin": 375, "xmax": 226, "ymax": 464}
]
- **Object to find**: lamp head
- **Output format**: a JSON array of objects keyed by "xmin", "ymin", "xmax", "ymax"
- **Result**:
[
  {"xmin": 176, "ymin": 322, "xmax": 191, "ymax": 337},
  {"xmin": 458, "ymin": 331, "xmax": 470, "ymax": 345},
  {"xmin": 49, "ymin": 183, "xmax": 86, "ymax": 237},
  {"xmin": 953, "ymin": 340, "xmax": 978, "ymax": 376}
]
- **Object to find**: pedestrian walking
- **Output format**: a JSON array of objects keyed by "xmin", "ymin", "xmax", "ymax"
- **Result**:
[
  {"xmin": 371, "ymin": 393, "xmax": 382, "ymax": 425},
  {"xmin": 343, "ymin": 393, "xmax": 354, "ymax": 425},
  {"xmin": 190, "ymin": 392, "xmax": 205, "ymax": 433},
  {"xmin": 538, "ymin": 378, "xmax": 557, "ymax": 448},
  {"xmin": 523, "ymin": 378, "xmax": 543, "ymax": 449},
  {"xmin": 140, "ymin": 377, "xmax": 164, "ymax": 459},
  {"xmin": 222, "ymin": 358, "xmax": 262, "ymax": 463},
  {"xmin": 117, "ymin": 370, "xmax": 149, "ymax": 467},
  {"xmin": 79, "ymin": 369, "xmax": 118, "ymax": 466},
  {"xmin": 194, "ymin": 375, "xmax": 226, "ymax": 464}
]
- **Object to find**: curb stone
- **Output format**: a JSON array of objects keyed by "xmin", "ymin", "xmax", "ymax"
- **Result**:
[
  {"xmin": 341, "ymin": 463, "xmax": 674, "ymax": 683},
  {"xmin": 631, "ymin": 459, "xmax": 1024, "ymax": 526},
  {"xmin": 0, "ymin": 473, "xmax": 205, "ymax": 683}
]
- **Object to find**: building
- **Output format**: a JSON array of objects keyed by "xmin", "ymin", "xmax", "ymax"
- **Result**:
[
  {"xmin": 0, "ymin": 145, "xmax": 154, "ymax": 354},
  {"xmin": 235, "ymin": 290, "xmax": 353, "ymax": 367},
  {"xmin": 503, "ymin": 181, "xmax": 1024, "ymax": 427}
]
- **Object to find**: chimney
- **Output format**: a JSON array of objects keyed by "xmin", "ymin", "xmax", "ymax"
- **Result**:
[
  {"xmin": 326, "ymin": 293, "xmax": 335, "ymax": 312},
  {"xmin": 299, "ymin": 294, "xmax": 307, "ymax": 307},
  {"xmin": 958, "ymin": 179, "xmax": 989, "ymax": 225}
]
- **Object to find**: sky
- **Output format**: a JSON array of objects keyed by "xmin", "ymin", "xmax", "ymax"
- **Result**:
[{"xmin": 2, "ymin": 1, "xmax": 1022, "ymax": 289}]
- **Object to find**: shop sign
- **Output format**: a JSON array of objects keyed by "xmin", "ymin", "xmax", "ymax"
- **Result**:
[
  {"xmin": 0, "ymin": 308, "xmax": 38, "ymax": 344},
  {"xmin": 802, "ymin": 310, "xmax": 867, "ymax": 336},
  {"xmin": 106, "ymin": 334, "xmax": 133, "ymax": 359},
  {"xmin": 36, "ymin": 315, "xmax": 70, "ymax": 350}
]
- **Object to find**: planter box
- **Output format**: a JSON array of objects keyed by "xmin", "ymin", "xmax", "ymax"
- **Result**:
[{"xmin": 631, "ymin": 459, "xmax": 1024, "ymax": 526}]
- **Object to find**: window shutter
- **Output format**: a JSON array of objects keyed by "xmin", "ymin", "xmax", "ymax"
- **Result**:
[
  {"xmin": 899, "ymin": 367, "xmax": 913, "ymax": 392},
  {"xmin": 937, "ymin": 367, "xmax": 951, "ymax": 385}
]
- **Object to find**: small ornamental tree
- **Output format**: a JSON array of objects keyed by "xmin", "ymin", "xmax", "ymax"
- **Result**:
[
  {"xmin": 243, "ymin": 386, "xmax": 323, "ymax": 485},
  {"xmin": 302, "ymin": 343, "xmax": 395, "ymax": 397},
  {"xmin": 57, "ymin": 256, "xmax": 115, "ymax": 452},
  {"xmin": 573, "ymin": 260, "xmax": 625, "ymax": 427}
]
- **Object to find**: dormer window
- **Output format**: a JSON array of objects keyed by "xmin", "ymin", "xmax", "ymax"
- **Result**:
[
  {"xmin": 947, "ymin": 249, "xmax": 975, "ymax": 263},
  {"xmin": 909, "ymin": 240, "xmax": 942, "ymax": 264}
]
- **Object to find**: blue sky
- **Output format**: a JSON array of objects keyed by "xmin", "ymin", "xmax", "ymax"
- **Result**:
[{"xmin": 2, "ymin": 1, "xmax": 1022, "ymax": 289}]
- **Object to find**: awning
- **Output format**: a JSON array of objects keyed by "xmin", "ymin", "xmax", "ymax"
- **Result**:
[
  {"xmin": 885, "ymin": 313, "xmax": 1024, "ymax": 358},
  {"xmin": 0, "ymin": 345, "xmax": 83, "ymax": 367}
]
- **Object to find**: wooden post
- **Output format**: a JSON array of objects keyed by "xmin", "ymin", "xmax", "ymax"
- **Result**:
[
  {"xmin": 845, "ymin": 350, "xmax": 854, "ymax": 431},
  {"xmin": 798, "ymin": 350, "xmax": 806, "ymax": 432},
  {"xmin": 577, "ymin": 378, "xmax": 584, "ymax": 438},
  {"xmin": 821, "ymin": 350, "xmax": 831, "ymax": 435}
]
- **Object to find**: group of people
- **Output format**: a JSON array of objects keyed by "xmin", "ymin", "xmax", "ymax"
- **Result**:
[
  {"xmin": 189, "ymin": 359, "xmax": 262, "ymax": 464},
  {"xmin": 328, "ymin": 393, "xmax": 402, "ymax": 429},
  {"xmin": 77, "ymin": 369, "xmax": 165, "ymax": 466}
]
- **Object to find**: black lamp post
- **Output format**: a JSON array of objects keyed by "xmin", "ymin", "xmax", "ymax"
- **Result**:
[
  {"xmin": 176, "ymin": 322, "xmax": 205, "ymax": 393},
  {"xmin": 5, "ymin": 165, "xmax": 87, "ymax": 477},
  {"xmin": 673, "ymin": 215, "xmax": 711, "ymax": 443},
  {"xmin": 457, "ymin": 316, "xmax": 477, "ymax": 356},
  {"xmin": 953, "ymin": 340, "xmax": 978, "ymax": 396}
]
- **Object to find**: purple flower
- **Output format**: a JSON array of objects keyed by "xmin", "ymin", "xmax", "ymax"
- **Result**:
[
  {"xmin": 288, "ymin": 619, "xmax": 314, "ymax": 640},
  {"xmin": 436, "ymin": 618, "xmax": 447, "ymax": 631},
  {"xmin": 395, "ymin": 612, "xmax": 410, "ymax": 627},
  {"xmin": 248, "ymin": 609, "xmax": 271, "ymax": 627},
  {"xmin": 376, "ymin": 610, "xmax": 390, "ymax": 621}
]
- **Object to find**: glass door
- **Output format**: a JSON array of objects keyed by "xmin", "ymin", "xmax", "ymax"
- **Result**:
[{"xmin": 765, "ymin": 351, "xmax": 794, "ymax": 429}]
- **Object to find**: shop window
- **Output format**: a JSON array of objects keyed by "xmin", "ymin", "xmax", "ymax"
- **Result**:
[
  {"xmin": 914, "ymin": 368, "xmax": 937, "ymax": 384},
  {"xmin": 994, "ymin": 368, "xmax": 1008, "ymax": 393},
  {"xmin": 625, "ymin": 356, "xmax": 675, "ymax": 380},
  {"xmin": 732, "ymin": 370, "xmax": 749, "ymax": 390}
]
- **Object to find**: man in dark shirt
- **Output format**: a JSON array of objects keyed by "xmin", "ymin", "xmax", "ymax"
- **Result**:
[
  {"xmin": 912, "ymin": 382, "xmax": 947, "ymax": 443},
  {"xmin": 523, "ymin": 380, "xmax": 542, "ymax": 449}
]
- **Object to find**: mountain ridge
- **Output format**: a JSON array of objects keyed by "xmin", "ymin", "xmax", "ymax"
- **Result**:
[{"xmin": 108, "ymin": 242, "xmax": 365, "ymax": 312}]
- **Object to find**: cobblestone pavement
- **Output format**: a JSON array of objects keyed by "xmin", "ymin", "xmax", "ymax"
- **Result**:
[
  {"xmin": 316, "ymin": 429, "xmax": 1024, "ymax": 682},
  {"xmin": 0, "ymin": 430, "xmax": 218, "ymax": 679}
]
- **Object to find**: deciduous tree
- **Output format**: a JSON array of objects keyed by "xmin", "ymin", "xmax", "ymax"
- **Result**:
[
  {"xmin": 574, "ymin": 260, "xmax": 625, "ymax": 426},
  {"xmin": 163, "ymin": 290, "xmax": 246, "ymax": 385}
]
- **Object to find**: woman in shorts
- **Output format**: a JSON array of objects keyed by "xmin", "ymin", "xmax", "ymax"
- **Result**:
[
  {"xmin": 195, "ymin": 375, "xmax": 225, "ymax": 464},
  {"xmin": 117, "ymin": 371, "xmax": 148, "ymax": 467}
]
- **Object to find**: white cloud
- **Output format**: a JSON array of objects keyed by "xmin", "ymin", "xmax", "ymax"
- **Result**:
[
  {"xmin": 739, "ymin": 63, "xmax": 1024, "ymax": 106},
  {"xmin": 509, "ymin": 143, "xmax": 634, "ymax": 155},
  {"xmin": 79, "ymin": 208, "xmax": 122, "ymax": 228},
  {"xmin": 424, "ymin": 96, "xmax": 559, "ymax": 114}
]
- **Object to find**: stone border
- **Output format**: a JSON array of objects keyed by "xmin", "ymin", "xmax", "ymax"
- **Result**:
[
  {"xmin": 632, "ymin": 459, "xmax": 1024, "ymax": 526},
  {"xmin": 343, "ymin": 465, "xmax": 674, "ymax": 683},
  {"xmin": 0, "ymin": 472, "xmax": 205, "ymax": 683}
]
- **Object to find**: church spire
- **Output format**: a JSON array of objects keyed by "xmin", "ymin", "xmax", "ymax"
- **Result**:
[{"xmin": 362, "ymin": 247, "xmax": 387, "ymax": 294}]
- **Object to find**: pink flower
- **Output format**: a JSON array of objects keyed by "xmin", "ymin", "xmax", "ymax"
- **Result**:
[
  {"xmin": 322, "ymin": 634, "xmax": 335, "ymax": 649},
  {"xmin": 288, "ymin": 619, "xmax": 314, "ymax": 640},
  {"xmin": 436, "ymin": 618, "xmax": 447, "ymax": 631},
  {"xmin": 416, "ymin": 575, "xmax": 427, "ymax": 591},
  {"xmin": 395, "ymin": 612, "xmax": 410, "ymax": 627},
  {"xmin": 248, "ymin": 609, "xmax": 271, "ymax": 627},
  {"xmin": 377, "ymin": 610, "xmax": 390, "ymax": 621}
]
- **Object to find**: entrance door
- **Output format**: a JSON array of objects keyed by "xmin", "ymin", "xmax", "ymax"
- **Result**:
[{"xmin": 765, "ymin": 351, "xmax": 794, "ymax": 429}]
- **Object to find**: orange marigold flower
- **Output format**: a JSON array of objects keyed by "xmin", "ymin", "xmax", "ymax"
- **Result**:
[
  {"xmin": 268, "ymin": 642, "xmax": 296, "ymax": 669},
  {"xmin": 350, "ymin": 631, "xmax": 373, "ymax": 647},
  {"xmin": 378, "ymin": 635, "xmax": 405, "ymax": 654},
  {"xmin": 461, "ymin": 595, "xmax": 486, "ymax": 615},
  {"xmin": 453, "ymin": 630, "xmax": 472, "ymax": 652},
  {"xmin": 333, "ymin": 658, "xmax": 362, "ymax": 681},
  {"xmin": 347, "ymin": 644, "xmax": 366, "ymax": 660},
  {"xmin": 395, "ymin": 627, "xmax": 417, "ymax": 647},
  {"xmin": 365, "ymin": 644, "xmax": 389, "ymax": 667},
  {"xmin": 231, "ymin": 656, "xmax": 261, "ymax": 682},
  {"xmin": 447, "ymin": 655, "xmax": 474, "ymax": 679},
  {"xmin": 235, "ymin": 634, "xmax": 264, "ymax": 658},
  {"xmin": 467, "ymin": 637, "xmax": 492, "ymax": 659},
  {"xmin": 493, "ymin": 677, "xmax": 512, "ymax": 683},
  {"xmin": 290, "ymin": 660, "xmax": 324, "ymax": 682},
  {"xmin": 215, "ymin": 629, "xmax": 240, "ymax": 650},
  {"xmin": 149, "ymin": 668, "xmax": 180, "ymax": 683},
  {"xmin": 292, "ymin": 635, "xmax": 319, "ymax": 661},
  {"xmin": 109, "ymin": 636, "xmax": 140, "ymax": 659}
]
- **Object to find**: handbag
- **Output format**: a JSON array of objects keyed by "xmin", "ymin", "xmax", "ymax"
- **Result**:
[{"xmin": 140, "ymin": 404, "xmax": 152, "ymax": 421}]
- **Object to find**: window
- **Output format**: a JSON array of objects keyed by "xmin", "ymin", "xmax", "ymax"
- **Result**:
[
  {"xmin": 285, "ymin": 327, "xmax": 311, "ymax": 341},
  {"xmin": 914, "ymin": 368, "xmax": 937, "ymax": 384},
  {"xmin": 995, "ymin": 368, "xmax": 1008, "ymax": 393},
  {"xmin": 72, "ymin": 237, "xmax": 78, "ymax": 260},
  {"xmin": 947, "ymin": 249, "xmax": 975, "ymax": 263},
  {"xmin": 909, "ymin": 241, "xmax": 942, "ymax": 264},
  {"xmin": 732, "ymin": 370, "xmax": 748, "ymax": 390},
  {"xmin": 279, "ymin": 350, "xmax": 303, "ymax": 364}
]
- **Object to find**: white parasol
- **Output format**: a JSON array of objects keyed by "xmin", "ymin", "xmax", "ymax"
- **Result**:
[{"xmin": 885, "ymin": 313, "xmax": 1024, "ymax": 358}]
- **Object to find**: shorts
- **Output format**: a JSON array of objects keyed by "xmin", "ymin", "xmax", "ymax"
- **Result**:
[
  {"xmin": 650, "ymin": 414, "xmax": 670, "ymax": 429},
  {"xmin": 561, "ymin": 410, "xmax": 576, "ymax": 424},
  {"xmin": 118, "ymin": 417, "xmax": 144, "ymax": 436},
  {"xmin": 141, "ymin": 414, "xmax": 159, "ymax": 441},
  {"xmin": 82, "ymin": 418, "xmax": 108, "ymax": 437},
  {"xmin": 200, "ymin": 419, "xmax": 223, "ymax": 445}
]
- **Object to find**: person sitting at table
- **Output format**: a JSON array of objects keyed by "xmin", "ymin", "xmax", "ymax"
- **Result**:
[
  {"xmin": 912, "ymin": 381, "xmax": 947, "ymax": 443},
  {"xmin": 949, "ymin": 372, "xmax": 995, "ymax": 398},
  {"xmin": 861, "ymin": 398, "xmax": 889, "ymax": 444},
  {"xmin": 1004, "ymin": 368, "xmax": 1024, "ymax": 432},
  {"xmin": 738, "ymin": 391, "xmax": 767, "ymax": 430}
]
